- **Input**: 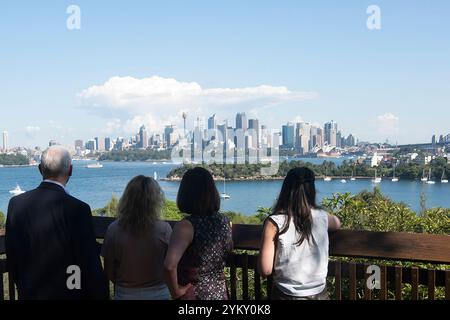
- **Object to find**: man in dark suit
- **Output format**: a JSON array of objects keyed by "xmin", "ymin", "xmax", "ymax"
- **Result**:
[{"xmin": 5, "ymin": 146, "xmax": 109, "ymax": 300}]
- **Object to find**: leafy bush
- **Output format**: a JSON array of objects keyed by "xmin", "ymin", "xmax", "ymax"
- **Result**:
[
  {"xmin": 92, "ymin": 196, "xmax": 185, "ymax": 221},
  {"xmin": 0, "ymin": 210, "xmax": 5, "ymax": 229}
]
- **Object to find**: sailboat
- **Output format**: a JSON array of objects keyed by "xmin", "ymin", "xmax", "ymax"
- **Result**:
[
  {"xmin": 220, "ymin": 176, "xmax": 230, "ymax": 199},
  {"xmin": 9, "ymin": 184, "xmax": 25, "ymax": 196},
  {"xmin": 153, "ymin": 171, "xmax": 158, "ymax": 180},
  {"xmin": 426, "ymin": 168, "xmax": 435, "ymax": 184},
  {"xmin": 350, "ymin": 169, "xmax": 356, "ymax": 181},
  {"xmin": 372, "ymin": 169, "xmax": 382, "ymax": 184},
  {"xmin": 421, "ymin": 169, "xmax": 428, "ymax": 182},
  {"xmin": 391, "ymin": 164, "xmax": 399, "ymax": 182},
  {"xmin": 441, "ymin": 169, "xmax": 448, "ymax": 184},
  {"xmin": 323, "ymin": 168, "xmax": 332, "ymax": 182}
]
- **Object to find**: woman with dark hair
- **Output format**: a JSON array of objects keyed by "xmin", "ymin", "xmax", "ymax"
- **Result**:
[
  {"xmin": 101, "ymin": 175, "xmax": 172, "ymax": 300},
  {"xmin": 164, "ymin": 167, "xmax": 233, "ymax": 300},
  {"xmin": 258, "ymin": 167, "xmax": 341, "ymax": 300}
]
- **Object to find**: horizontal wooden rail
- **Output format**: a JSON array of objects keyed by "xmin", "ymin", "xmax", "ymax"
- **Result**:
[
  {"xmin": 91, "ymin": 217, "xmax": 450, "ymax": 264},
  {"xmin": 1, "ymin": 217, "xmax": 450, "ymax": 300}
]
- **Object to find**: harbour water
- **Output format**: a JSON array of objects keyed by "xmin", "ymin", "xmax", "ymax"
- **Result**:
[{"xmin": 0, "ymin": 161, "xmax": 449, "ymax": 215}]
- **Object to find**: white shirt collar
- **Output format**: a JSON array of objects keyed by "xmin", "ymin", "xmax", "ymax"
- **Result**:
[{"xmin": 43, "ymin": 179, "xmax": 69, "ymax": 194}]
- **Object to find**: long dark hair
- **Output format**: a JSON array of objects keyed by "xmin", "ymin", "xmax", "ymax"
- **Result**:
[
  {"xmin": 272, "ymin": 167, "xmax": 317, "ymax": 245},
  {"xmin": 177, "ymin": 167, "xmax": 220, "ymax": 215}
]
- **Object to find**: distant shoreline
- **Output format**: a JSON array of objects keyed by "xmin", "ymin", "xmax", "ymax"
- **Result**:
[
  {"xmin": 162, "ymin": 175, "xmax": 381, "ymax": 182},
  {"xmin": 0, "ymin": 164, "xmax": 37, "ymax": 168}
]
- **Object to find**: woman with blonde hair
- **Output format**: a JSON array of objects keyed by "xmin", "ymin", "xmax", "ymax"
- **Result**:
[{"xmin": 102, "ymin": 175, "xmax": 172, "ymax": 300}]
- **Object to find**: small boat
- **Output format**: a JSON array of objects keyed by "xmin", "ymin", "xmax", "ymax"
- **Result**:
[
  {"xmin": 372, "ymin": 169, "xmax": 382, "ymax": 184},
  {"xmin": 86, "ymin": 162, "xmax": 103, "ymax": 169},
  {"xmin": 426, "ymin": 168, "xmax": 435, "ymax": 184},
  {"xmin": 9, "ymin": 184, "xmax": 25, "ymax": 196},
  {"xmin": 421, "ymin": 169, "xmax": 428, "ymax": 182},
  {"xmin": 220, "ymin": 177, "xmax": 231, "ymax": 200},
  {"xmin": 323, "ymin": 169, "xmax": 332, "ymax": 182},
  {"xmin": 153, "ymin": 171, "xmax": 158, "ymax": 180},
  {"xmin": 441, "ymin": 169, "xmax": 448, "ymax": 184},
  {"xmin": 350, "ymin": 169, "xmax": 356, "ymax": 181},
  {"xmin": 392, "ymin": 164, "xmax": 399, "ymax": 182},
  {"xmin": 340, "ymin": 179, "xmax": 347, "ymax": 184}
]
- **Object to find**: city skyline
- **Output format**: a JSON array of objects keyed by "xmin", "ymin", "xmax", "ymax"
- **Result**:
[{"xmin": 1, "ymin": 1, "xmax": 450, "ymax": 147}]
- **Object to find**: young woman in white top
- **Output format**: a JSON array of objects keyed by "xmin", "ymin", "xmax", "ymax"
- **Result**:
[{"xmin": 258, "ymin": 167, "xmax": 341, "ymax": 300}]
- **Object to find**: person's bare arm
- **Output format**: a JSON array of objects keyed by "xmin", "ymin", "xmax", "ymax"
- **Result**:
[
  {"xmin": 328, "ymin": 214, "xmax": 341, "ymax": 231},
  {"xmin": 164, "ymin": 219, "xmax": 194, "ymax": 299},
  {"xmin": 258, "ymin": 219, "xmax": 277, "ymax": 278}
]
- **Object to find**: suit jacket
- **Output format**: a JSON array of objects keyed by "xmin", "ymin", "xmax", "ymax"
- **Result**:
[{"xmin": 5, "ymin": 182, "xmax": 109, "ymax": 300}]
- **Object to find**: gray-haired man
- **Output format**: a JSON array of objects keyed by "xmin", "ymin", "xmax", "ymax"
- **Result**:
[{"xmin": 5, "ymin": 146, "xmax": 109, "ymax": 300}]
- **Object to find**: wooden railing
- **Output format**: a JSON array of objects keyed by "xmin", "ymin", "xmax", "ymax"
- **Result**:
[{"xmin": 1, "ymin": 217, "xmax": 450, "ymax": 300}]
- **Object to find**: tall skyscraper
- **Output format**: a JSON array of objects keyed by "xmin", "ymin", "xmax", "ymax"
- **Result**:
[
  {"xmin": 208, "ymin": 114, "xmax": 217, "ymax": 130},
  {"xmin": 324, "ymin": 120, "xmax": 338, "ymax": 147},
  {"xmin": 295, "ymin": 122, "xmax": 311, "ymax": 154},
  {"xmin": 336, "ymin": 131, "xmax": 342, "ymax": 148},
  {"xmin": 95, "ymin": 137, "xmax": 105, "ymax": 151},
  {"xmin": 139, "ymin": 125, "xmax": 148, "ymax": 149},
  {"xmin": 86, "ymin": 140, "xmax": 96, "ymax": 152},
  {"xmin": 282, "ymin": 123, "xmax": 295, "ymax": 148},
  {"xmin": 236, "ymin": 112, "xmax": 248, "ymax": 131},
  {"xmin": 164, "ymin": 125, "xmax": 176, "ymax": 148},
  {"xmin": 75, "ymin": 140, "xmax": 84, "ymax": 150},
  {"xmin": 2, "ymin": 131, "xmax": 8, "ymax": 152},
  {"xmin": 105, "ymin": 137, "xmax": 112, "ymax": 151},
  {"xmin": 248, "ymin": 119, "xmax": 260, "ymax": 148}
]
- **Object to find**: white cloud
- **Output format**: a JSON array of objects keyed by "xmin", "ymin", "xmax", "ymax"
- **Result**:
[
  {"xmin": 376, "ymin": 113, "xmax": 399, "ymax": 135},
  {"xmin": 78, "ymin": 76, "xmax": 318, "ymax": 133},
  {"xmin": 26, "ymin": 126, "xmax": 41, "ymax": 133},
  {"xmin": 25, "ymin": 126, "xmax": 41, "ymax": 139}
]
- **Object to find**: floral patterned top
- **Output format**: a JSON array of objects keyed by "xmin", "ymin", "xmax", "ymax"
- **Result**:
[{"xmin": 178, "ymin": 212, "xmax": 233, "ymax": 300}]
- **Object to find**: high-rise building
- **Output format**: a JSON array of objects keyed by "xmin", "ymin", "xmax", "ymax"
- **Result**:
[
  {"xmin": 74, "ymin": 139, "xmax": 84, "ymax": 150},
  {"xmin": 324, "ymin": 121, "xmax": 338, "ymax": 147},
  {"xmin": 49, "ymin": 140, "xmax": 59, "ymax": 147},
  {"xmin": 248, "ymin": 119, "xmax": 260, "ymax": 148},
  {"xmin": 208, "ymin": 114, "xmax": 217, "ymax": 130},
  {"xmin": 282, "ymin": 123, "xmax": 295, "ymax": 148},
  {"xmin": 85, "ymin": 140, "xmax": 96, "ymax": 152},
  {"xmin": 336, "ymin": 131, "xmax": 342, "ymax": 148},
  {"xmin": 139, "ymin": 125, "xmax": 148, "ymax": 149},
  {"xmin": 95, "ymin": 137, "xmax": 105, "ymax": 151},
  {"xmin": 432, "ymin": 135, "xmax": 436, "ymax": 145},
  {"xmin": 236, "ymin": 112, "xmax": 248, "ymax": 131},
  {"xmin": 346, "ymin": 134, "xmax": 356, "ymax": 147},
  {"xmin": 164, "ymin": 125, "xmax": 176, "ymax": 148},
  {"xmin": 105, "ymin": 137, "xmax": 112, "ymax": 151},
  {"xmin": 2, "ymin": 131, "xmax": 9, "ymax": 152},
  {"xmin": 295, "ymin": 122, "xmax": 311, "ymax": 154}
]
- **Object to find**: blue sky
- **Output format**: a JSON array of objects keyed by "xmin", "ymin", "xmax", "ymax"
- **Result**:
[{"xmin": 1, "ymin": 0, "xmax": 449, "ymax": 148}]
